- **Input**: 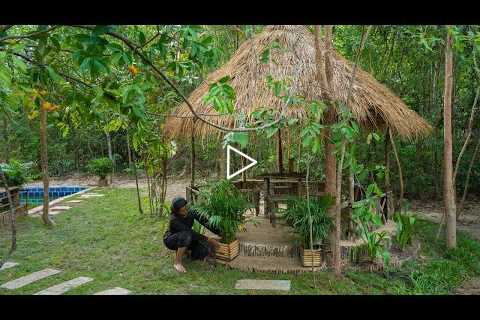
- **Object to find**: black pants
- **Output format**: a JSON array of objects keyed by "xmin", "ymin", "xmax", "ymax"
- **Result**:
[{"xmin": 163, "ymin": 230, "xmax": 210, "ymax": 260}]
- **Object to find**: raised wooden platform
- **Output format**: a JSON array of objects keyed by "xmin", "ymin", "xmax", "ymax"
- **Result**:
[{"xmin": 204, "ymin": 211, "xmax": 398, "ymax": 274}]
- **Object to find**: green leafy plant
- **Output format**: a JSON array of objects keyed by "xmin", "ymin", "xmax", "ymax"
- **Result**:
[
  {"xmin": 202, "ymin": 76, "xmax": 236, "ymax": 114},
  {"xmin": 352, "ymin": 181, "xmax": 390, "ymax": 265},
  {"xmin": 394, "ymin": 213, "xmax": 417, "ymax": 250},
  {"xmin": 192, "ymin": 179, "xmax": 249, "ymax": 243},
  {"xmin": 0, "ymin": 160, "xmax": 32, "ymax": 187},
  {"xmin": 87, "ymin": 157, "xmax": 113, "ymax": 180},
  {"xmin": 281, "ymin": 195, "xmax": 334, "ymax": 248},
  {"xmin": 364, "ymin": 231, "xmax": 390, "ymax": 265}
]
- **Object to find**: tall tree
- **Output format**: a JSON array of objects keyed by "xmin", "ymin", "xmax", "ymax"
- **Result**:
[
  {"xmin": 443, "ymin": 26, "xmax": 456, "ymax": 248},
  {"xmin": 314, "ymin": 25, "xmax": 340, "ymax": 276},
  {"xmin": 39, "ymin": 102, "xmax": 53, "ymax": 226}
]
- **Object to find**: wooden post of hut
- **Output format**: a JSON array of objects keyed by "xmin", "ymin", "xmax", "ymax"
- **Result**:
[{"xmin": 190, "ymin": 118, "xmax": 197, "ymax": 189}]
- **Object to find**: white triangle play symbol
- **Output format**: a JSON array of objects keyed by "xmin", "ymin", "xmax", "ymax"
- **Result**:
[{"xmin": 226, "ymin": 145, "xmax": 257, "ymax": 180}]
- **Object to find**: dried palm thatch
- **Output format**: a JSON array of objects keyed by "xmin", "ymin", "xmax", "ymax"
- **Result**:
[{"xmin": 164, "ymin": 25, "xmax": 432, "ymax": 140}]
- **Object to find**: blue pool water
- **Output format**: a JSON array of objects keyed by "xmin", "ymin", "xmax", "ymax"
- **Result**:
[{"xmin": 17, "ymin": 186, "xmax": 87, "ymax": 206}]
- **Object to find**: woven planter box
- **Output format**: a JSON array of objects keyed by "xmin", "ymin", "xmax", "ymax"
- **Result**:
[
  {"xmin": 300, "ymin": 247, "xmax": 322, "ymax": 267},
  {"xmin": 216, "ymin": 239, "xmax": 239, "ymax": 261}
]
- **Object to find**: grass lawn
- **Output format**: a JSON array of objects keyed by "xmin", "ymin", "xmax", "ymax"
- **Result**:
[{"xmin": 2, "ymin": 187, "xmax": 480, "ymax": 295}]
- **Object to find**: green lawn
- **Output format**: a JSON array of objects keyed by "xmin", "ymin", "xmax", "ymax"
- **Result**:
[{"xmin": 1, "ymin": 187, "xmax": 480, "ymax": 295}]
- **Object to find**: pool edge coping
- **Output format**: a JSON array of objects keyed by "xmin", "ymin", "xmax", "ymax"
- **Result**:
[{"xmin": 28, "ymin": 186, "xmax": 97, "ymax": 216}]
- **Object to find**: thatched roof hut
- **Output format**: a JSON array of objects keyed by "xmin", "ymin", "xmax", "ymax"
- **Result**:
[{"xmin": 165, "ymin": 25, "xmax": 431, "ymax": 140}]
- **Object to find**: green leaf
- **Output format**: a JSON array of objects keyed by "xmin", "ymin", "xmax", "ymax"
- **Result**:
[
  {"xmin": 46, "ymin": 66, "xmax": 63, "ymax": 83},
  {"xmin": 138, "ymin": 31, "xmax": 146, "ymax": 45},
  {"xmin": 260, "ymin": 48, "xmax": 270, "ymax": 64},
  {"xmin": 231, "ymin": 132, "xmax": 249, "ymax": 148}
]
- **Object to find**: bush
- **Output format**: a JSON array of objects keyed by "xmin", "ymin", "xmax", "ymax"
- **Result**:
[
  {"xmin": 281, "ymin": 195, "xmax": 334, "ymax": 248},
  {"xmin": 0, "ymin": 159, "xmax": 33, "ymax": 187},
  {"xmin": 87, "ymin": 157, "xmax": 113, "ymax": 179},
  {"xmin": 192, "ymin": 179, "xmax": 250, "ymax": 243}
]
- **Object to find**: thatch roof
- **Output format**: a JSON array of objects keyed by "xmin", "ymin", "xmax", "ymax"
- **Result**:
[{"xmin": 164, "ymin": 25, "xmax": 432, "ymax": 140}]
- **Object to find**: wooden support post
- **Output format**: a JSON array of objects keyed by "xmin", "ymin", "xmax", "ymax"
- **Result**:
[{"xmin": 191, "ymin": 119, "xmax": 196, "ymax": 188}]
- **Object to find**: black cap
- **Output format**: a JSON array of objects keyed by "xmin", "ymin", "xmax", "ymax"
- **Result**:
[{"xmin": 171, "ymin": 196, "xmax": 187, "ymax": 213}]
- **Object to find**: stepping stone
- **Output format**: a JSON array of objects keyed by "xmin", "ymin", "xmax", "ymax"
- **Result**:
[
  {"xmin": 66, "ymin": 200, "xmax": 83, "ymax": 203},
  {"xmin": 82, "ymin": 193, "xmax": 103, "ymax": 197},
  {"xmin": 94, "ymin": 287, "xmax": 131, "ymax": 295},
  {"xmin": 80, "ymin": 195, "xmax": 103, "ymax": 199},
  {"xmin": 34, "ymin": 276, "xmax": 93, "ymax": 295},
  {"xmin": 0, "ymin": 268, "xmax": 61, "ymax": 290},
  {"xmin": 235, "ymin": 279, "xmax": 291, "ymax": 291},
  {"xmin": 0, "ymin": 262, "xmax": 18, "ymax": 271},
  {"xmin": 50, "ymin": 206, "xmax": 71, "ymax": 211}
]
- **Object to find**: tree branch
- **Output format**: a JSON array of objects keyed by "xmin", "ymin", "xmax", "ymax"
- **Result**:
[
  {"xmin": 0, "ymin": 25, "xmax": 59, "ymax": 43},
  {"xmin": 453, "ymin": 87, "xmax": 479, "ymax": 185},
  {"xmin": 70, "ymin": 25, "xmax": 287, "ymax": 133}
]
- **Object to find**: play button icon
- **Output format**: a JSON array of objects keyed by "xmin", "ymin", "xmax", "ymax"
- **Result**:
[{"xmin": 226, "ymin": 145, "xmax": 257, "ymax": 180}]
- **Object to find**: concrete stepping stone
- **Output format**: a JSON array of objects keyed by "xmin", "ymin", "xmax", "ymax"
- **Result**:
[
  {"xmin": 0, "ymin": 268, "xmax": 61, "ymax": 290},
  {"xmin": 82, "ymin": 193, "xmax": 104, "ymax": 197},
  {"xmin": 94, "ymin": 287, "xmax": 131, "ymax": 295},
  {"xmin": 66, "ymin": 200, "xmax": 83, "ymax": 203},
  {"xmin": 34, "ymin": 276, "xmax": 93, "ymax": 295},
  {"xmin": 50, "ymin": 206, "xmax": 71, "ymax": 211},
  {"xmin": 235, "ymin": 279, "xmax": 291, "ymax": 291},
  {"xmin": 0, "ymin": 262, "xmax": 18, "ymax": 271}
]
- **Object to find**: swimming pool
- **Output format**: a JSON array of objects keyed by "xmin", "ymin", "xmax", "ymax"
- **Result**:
[{"xmin": 18, "ymin": 186, "xmax": 87, "ymax": 207}]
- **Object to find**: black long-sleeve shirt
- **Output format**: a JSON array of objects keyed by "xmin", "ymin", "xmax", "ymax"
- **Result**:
[{"xmin": 164, "ymin": 208, "xmax": 220, "ymax": 238}]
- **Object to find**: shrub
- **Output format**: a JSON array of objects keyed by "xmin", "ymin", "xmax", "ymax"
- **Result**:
[
  {"xmin": 192, "ymin": 179, "xmax": 250, "ymax": 243},
  {"xmin": 281, "ymin": 195, "xmax": 334, "ymax": 248},
  {"xmin": 0, "ymin": 160, "xmax": 33, "ymax": 187},
  {"xmin": 393, "ymin": 213, "xmax": 417, "ymax": 250},
  {"xmin": 87, "ymin": 157, "xmax": 113, "ymax": 179}
]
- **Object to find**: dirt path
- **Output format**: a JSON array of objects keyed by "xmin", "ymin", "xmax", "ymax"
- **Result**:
[
  {"xmin": 411, "ymin": 199, "xmax": 480, "ymax": 241},
  {"xmin": 411, "ymin": 199, "xmax": 480, "ymax": 295}
]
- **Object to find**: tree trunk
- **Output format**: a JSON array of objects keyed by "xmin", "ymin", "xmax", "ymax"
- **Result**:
[
  {"xmin": 348, "ymin": 167, "xmax": 355, "ymax": 239},
  {"xmin": 458, "ymin": 136, "xmax": 480, "ymax": 217},
  {"xmin": 443, "ymin": 27, "xmax": 456, "ymax": 249},
  {"xmin": 453, "ymin": 87, "xmax": 479, "ymax": 188},
  {"xmin": 336, "ymin": 140, "xmax": 346, "ymax": 242},
  {"xmin": 126, "ymin": 132, "xmax": 132, "ymax": 170},
  {"xmin": 131, "ymin": 146, "xmax": 143, "ymax": 215},
  {"xmin": 389, "ymin": 128, "xmax": 404, "ymax": 212},
  {"xmin": 105, "ymin": 130, "xmax": 113, "ymax": 185},
  {"xmin": 277, "ymin": 128, "xmax": 284, "ymax": 174},
  {"xmin": 384, "ymin": 130, "xmax": 393, "ymax": 219},
  {"xmin": 314, "ymin": 25, "xmax": 340, "ymax": 276},
  {"xmin": 39, "ymin": 104, "xmax": 53, "ymax": 226}
]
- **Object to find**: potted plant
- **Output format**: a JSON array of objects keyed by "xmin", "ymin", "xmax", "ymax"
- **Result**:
[
  {"xmin": 192, "ymin": 179, "xmax": 250, "ymax": 261},
  {"xmin": 283, "ymin": 195, "xmax": 334, "ymax": 267},
  {"xmin": 87, "ymin": 157, "xmax": 113, "ymax": 186}
]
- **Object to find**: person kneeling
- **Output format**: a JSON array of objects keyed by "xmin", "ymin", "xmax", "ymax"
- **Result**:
[{"xmin": 163, "ymin": 196, "xmax": 220, "ymax": 273}]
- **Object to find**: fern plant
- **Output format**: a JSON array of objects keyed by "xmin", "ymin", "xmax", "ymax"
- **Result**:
[
  {"xmin": 192, "ymin": 180, "xmax": 250, "ymax": 243},
  {"xmin": 281, "ymin": 195, "xmax": 334, "ymax": 248}
]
